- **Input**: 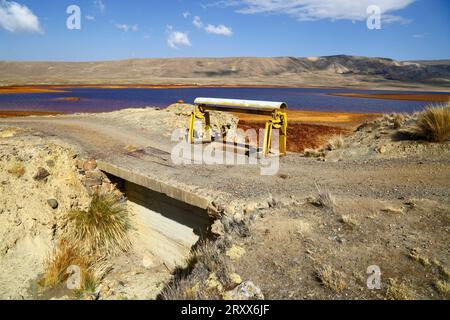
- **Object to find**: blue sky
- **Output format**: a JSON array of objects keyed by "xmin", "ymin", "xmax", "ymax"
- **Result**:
[{"xmin": 0, "ymin": 0, "xmax": 449, "ymax": 61}]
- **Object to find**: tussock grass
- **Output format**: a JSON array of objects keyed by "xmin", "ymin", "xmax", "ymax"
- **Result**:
[
  {"xmin": 435, "ymin": 280, "xmax": 450, "ymax": 297},
  {"xmin": 326, "ymin": 135, "xmax": 345, "ymax": 151},
  {"xmin": 67, "ymin": 193, "xmax": 131, "ymax": 255},
  {"xmin": 310, "ymin": 182, "xmax": 336, "ymax": 210},
  {"xmin": 340, "ymin": 215, "xmax": 358, "ymax": 227},
  {"xmin": 160, "ymin": 241, "xmax": 232, "ymax": 300},
  {"xmin": 415, "ymin": 103, "xmax": 450, "ymax": 142},
  {"xmin": 386, "ymin": 278, "xmax": 415, "ymax": 300},
  {"xmin": 408, "ymin": 249, "xmax": 431, "ymax": 267},
  {"xmin": 315, "ymin": 265, "xmax": 348, "ymax": 292},
  {"xmin": 393, "ymin": 113, "xmax": 405, "ymax": 129},
  {"xmin": 40, "ymin": 239, "xmax": 95, "ymax": 291}
]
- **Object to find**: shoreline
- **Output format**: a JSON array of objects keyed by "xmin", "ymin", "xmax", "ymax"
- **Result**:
[
  {"xmin": 1, "ymin": 84, "xmax": 450, "ymax": 95},
  {"xmin": 328, "ymin": 92, "xmax": 450, "ymax": 103}
]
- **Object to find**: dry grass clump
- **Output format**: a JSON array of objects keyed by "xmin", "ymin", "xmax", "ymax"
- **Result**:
[
  {"xmin": 67, "ymin": 193, "xmax": 131, "ymax": 255},
  {"xmin": 386, "ymin": 278, "xmax": 415, "ymax": 300},
  {"xmin": 160, "ymin": 241, "xmax": 232, "ymax": 300},
  {"xmin": 415, "ymin": 103, "xmax": 450, "ymax": 142},
  {"xmin": 408, "ymin": 249, "xmax": 431, "ymax": 267},
  {"xmin": 303, "ymin": 148, "xmax": 325, "ymax": 158},
  {"xmin": 435, "ymin": 280, "xmax": 450, "ymax": 297},
  {"xmin": 309, "ymin": 182, "xmax": 336, "ymax": 210},
  {"xmin": 326, "ymin": 135, "xmax": 345, "ymax": 151},
  {"xmin": 7, "ymin": 162, "xmax": 25, "ymax": 178},
  {"xmin": 315, "ymin": 265, "xmax": 348, "ymax": 292},
  {"xmin": 340, "ymin": 215, "xmax": 358, "ymax": 227},
  {"xmin": 39, "ymin": 239, "xmax": 96, "ymax": 293},
  {"xmin": 393, "ymin": 113, "xmax": 406, "ymax": 128}
]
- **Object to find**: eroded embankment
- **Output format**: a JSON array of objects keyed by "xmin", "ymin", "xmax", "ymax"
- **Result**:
[{"xmin": 0, "ymin": 126, "xmax": 219, "ymax": 300}]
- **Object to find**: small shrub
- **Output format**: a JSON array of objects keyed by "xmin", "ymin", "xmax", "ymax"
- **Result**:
[
  {"xmin": 40, "ymin": 239, "xmax": 89, "ymax": 288},
  {"xmin": 408, "ymin": 249, "xmax": 431, "ymax": 267},
  {"xmin": 435, "ymin": 280, "xmax": 450, "ymax": 297},
  {"xmin": 67, "ymin": 193, "xmax": 131, "ymax": 255},
  {"xmin": 415, "ymin": 104, "xmax": 450, "ymax": 142},
  {"xmin": 386, "ymin": 278, "xmax": 415, "ymax": 300},
  {"xmin": 313, "ymin": 182, "xmax": 336, "ymax": 210},
  {"xmin": 326, "ymin": 135, "xmax": 344, "ymax": 150},
  {"xmin": 340, "ymin": 215, "xmax": 358, "ymax": 227},
  {"xmin": 393, "ymin": 113, "xmax": 405, "ymax": 129},
  {"xmin": 159, "ymin": 241, "xmax": 231, "ymax": 300},
  {"xmin": 303, "ymin": 148, "xmax": 323, "ymax": 158},
  {"xmin": 315, "ymin": 265, "xmax": 348, "ymax": 292}
]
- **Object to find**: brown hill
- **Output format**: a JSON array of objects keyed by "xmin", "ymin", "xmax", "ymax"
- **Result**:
[{"xmin": 1, "ymin": 55, "xmax": 449, "ymax": 90}]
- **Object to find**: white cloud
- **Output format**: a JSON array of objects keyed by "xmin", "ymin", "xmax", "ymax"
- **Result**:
[
  {"xmin": 94, "ymin": 0, "xmax": 106, "ymax": 13},
  {"xmin": 193, "ymin": 15, "xmax": 203, "ymax": 28},
  {"xmin": 183, "ymin": 11, "xmax": 190, "ymax": 19},
  {"xmin": 167, "ymin": 30, "xmax": 191, "ymax": 49},
  {"xmin": 115, "ymin": 23, "xmax": 138, "ymax": 32},
  {"xmin": 215, "ymin": 0, "xmax": 416, "ymax": 22},
  {"xmin": 413, "ymin": 32, "xmax": 428, "ymax": 39},
  {"xmin": 85, "ymin": 15, "xmax": 95, "ymax": 21},
  {"xmin": 0, "ymin": 0, "xmax": 42, "ymax": 33},
  {"xmin": 205, "ymin": 24, "xmax": 233, "ymax": 36}
]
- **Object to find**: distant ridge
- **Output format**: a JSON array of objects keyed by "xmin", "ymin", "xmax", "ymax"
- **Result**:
[{"xmin": 1, "ymin": 55, "xmax": 449, "ymax": 90}]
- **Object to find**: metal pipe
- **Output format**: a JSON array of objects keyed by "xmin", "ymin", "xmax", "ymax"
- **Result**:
[{"xmin": 194, "ymin": 97, "xmax": 288, "ymax": 111}]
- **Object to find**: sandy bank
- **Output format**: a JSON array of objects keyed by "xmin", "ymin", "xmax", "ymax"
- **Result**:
[{"xmin": 328, "ymin": 92, "xmax": 450, "ymax": 102}]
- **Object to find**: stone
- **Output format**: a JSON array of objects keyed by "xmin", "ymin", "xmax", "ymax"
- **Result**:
[
  {"xmin": 142, "ymin": 254, "xmax": 155, "ymax": 269},
  {"xmin": 244, "ymin": 202, "xmax": 258, "ymax": 214},
  {"xmin": 376, "ymin": 146, "xmax": 386, "ymax": 154},
  {"xmin": 33, "ymin": 167, "xmax": 50, "ymax": 181},
  {"xmin": 211, "ymin": 220, "xmax": 225, "ymax": 236},
  {"xmin": 47, "ymin": 199, "xmax": 58, "ymax": 209},
  {"xmin": 83, "ymin": 160, "xmax": 97, "ymax": 171},
  {"xmin": 223, "ymin": 281, "xmax": 264, "ymax": 300},
  {"xmin": 84, "ymin": 177, "xmax": 103, "ymax": 188},
  {"xmin": 226, "ymin": 245, "xmax": 246, "ymax": 261}
]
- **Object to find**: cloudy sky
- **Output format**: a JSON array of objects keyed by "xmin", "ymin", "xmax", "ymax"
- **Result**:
[{"xmin": 0, "ymin": 0, "xmax": 449, "ymax": 61}]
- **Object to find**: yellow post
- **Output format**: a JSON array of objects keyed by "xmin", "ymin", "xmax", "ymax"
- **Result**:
[
  {"xmin": 189, "ymin": 112, "xmax": 196, "ymax": 144},
  {"xmin": 279, "ymin": 112, "xmax": 287, "ymax": 155},
  {"xmin": 204, "ymin": 111, "xmax": 212, "ymax": 142},
  {"xmin": 263, "ymin": 121, "xmax": 273, "ymax": 157}
]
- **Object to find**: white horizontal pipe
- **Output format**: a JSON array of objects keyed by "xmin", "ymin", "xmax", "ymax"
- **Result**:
[{"xmin": 194, "ymin": 97, "xmax": 288, "ymax": 111}]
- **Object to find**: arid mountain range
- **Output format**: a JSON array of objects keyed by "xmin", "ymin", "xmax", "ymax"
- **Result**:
[{"xmin": 1, "ymin": 55, "xmax": 449, "ymax": 90}]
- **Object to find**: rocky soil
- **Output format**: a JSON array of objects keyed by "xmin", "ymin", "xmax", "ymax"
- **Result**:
[{"xmin": 0, "ymin": 106, "xmax": 449, "ymax": 300}]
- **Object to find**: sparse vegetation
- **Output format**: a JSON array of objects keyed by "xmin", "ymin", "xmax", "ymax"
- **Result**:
[
  {"xmin": 409, "ymin": 249, "xmax": 431, "ymax": 267},
  {"xmin": 340, "ymin": 215, "xmax": 358, "ymax": 227},
  {"xmin": 160, "ymin": 241, "xmax": 232, "ymax": 300},
  {"xmin": 67, "ymin": 193, "xmax": 131, "ymax": 255},
  {"xmin": 303, "ymin": 148, "xmax": 324, "ymax": 158},
  {"xmin": 326, "ymin": 135, "xmax": 345, "ymax": 150},
  {"xmin": 39, "ymin": 239, "xmax": 91, "ymax": 288},
  {"xmin": 393, "ymin": 113, "xmax": 405, "ymax": 129},
  {"xmin": 7, "ymin": 162, "xmax": 25, "ymax": 178},
  {"xmin": 386, "ymin": 278, "xmax": 415, "ymax": 300},
  {"xmin": 415, "ymin": 103, "xmax": 450, "ymax": 142},
  {"xmin": 435, "ymin": 280, "xmax": 450, "ymax": 297},
  {"xmin": 315, "ymin": 265, "xmax": 348, "ymax": 292},
  {"xmin": 309, "ymin": 182, "xmax": 336, "ymax": 210}
]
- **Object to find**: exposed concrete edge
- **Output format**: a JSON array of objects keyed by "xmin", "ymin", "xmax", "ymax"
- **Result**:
[{"xmin": 97, "ymin": 160, "xmax": 211, "ymax": 210}]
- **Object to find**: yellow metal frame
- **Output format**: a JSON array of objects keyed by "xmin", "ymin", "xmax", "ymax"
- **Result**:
[{"xmin": 189, "ymin": 104, "xmax": 287, "ymax": 157}]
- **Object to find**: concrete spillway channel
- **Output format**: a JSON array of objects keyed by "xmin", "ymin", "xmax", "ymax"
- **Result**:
[{"xmin": 98, "ymin": 161, "xmax": 212, "ymax": 269}]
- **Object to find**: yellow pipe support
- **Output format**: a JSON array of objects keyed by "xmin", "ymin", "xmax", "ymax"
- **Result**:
[{"xmin": 188, "ymin": 99, "xmax": 288, "ymax": 157}]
